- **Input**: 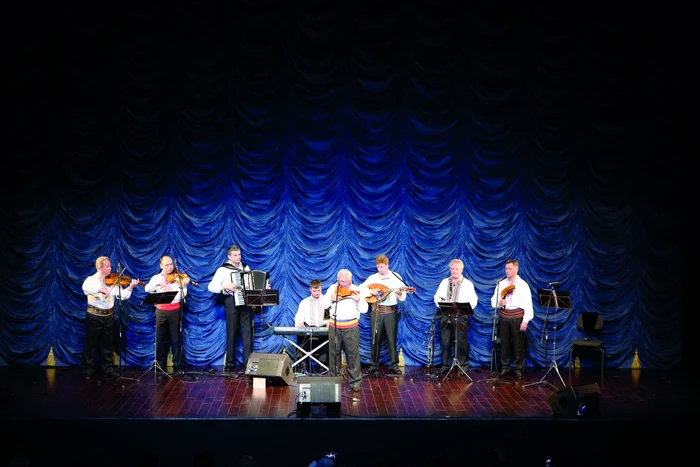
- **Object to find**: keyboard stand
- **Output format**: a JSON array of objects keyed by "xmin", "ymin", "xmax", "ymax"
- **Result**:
[
  {"xmin": 285, "ymin": 338, "xmax": 329, "ymax": 373},
  {"xmin": 274, "ymin": 327, "xmax": 329, "ymax": 374}
]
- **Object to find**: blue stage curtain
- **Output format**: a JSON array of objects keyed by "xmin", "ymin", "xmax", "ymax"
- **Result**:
[{"xmin": 1, "ymin": 1, "xmax": 685, "ymax": 370}]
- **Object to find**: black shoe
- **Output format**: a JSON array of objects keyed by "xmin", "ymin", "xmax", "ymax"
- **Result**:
[
  {"xmin": 389, "ymin": 366, "xmax": 402, "ymax": 375},
  {"xmin": 224, "ymin": 365, "xmax": 235, "ymax": 372},
  {"xmin": 513, "ymin": 370, "xmax": 523, "ymax": 380},
  {"xmin": 103, "ymin": 372, "xmax": 118, "ymax": 380},
  {"xmin": 366, "ymin": 366, "xmax": 379, "ymax": 376},
  {"xmin": 440, "ymin": 367, "xmax": 450, "ymax": 374},
  {"xmin": 499, "ymin": 368, "xmax": 511, "ymax": 377},
  {"xmin": 83, "ymin": 373, "xmax": 92, "ymax": 380}
]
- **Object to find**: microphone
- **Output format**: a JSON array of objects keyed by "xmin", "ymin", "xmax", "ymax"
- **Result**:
[
  {"xmin": 548, "ymin": 281, "xmax": 560, "ymax": 287},
  {"xmin": 117, "ymin": 262, "xmax": 121, "ymax": 276},
  {"xmin": 174, "ymin": 258, "xmax": 179, "ymax": 270}
]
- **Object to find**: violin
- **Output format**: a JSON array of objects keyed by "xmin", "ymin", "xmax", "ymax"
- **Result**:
[
  {"xmin": 500, "ymin": 284, "xmax": 515, "ymax": 299},
  {"xmin": 105, "ymin": 273, "xmax": 145, "ymax": 287},
  {"xmin": 165, "ymin": 271, "xmax": 199, "ymax": 287},
  {"xmin": 336, "ymin": 287, "xmax": 358, "ymax": 299}
]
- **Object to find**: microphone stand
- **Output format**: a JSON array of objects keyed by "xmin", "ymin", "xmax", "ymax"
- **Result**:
[
  {"xmin": 331, "ymin": 283, "xmax": 341, "ymax": 379},
  {"xmin": 415, "ymin": 307, "xmax": 440, "ymax": 383},
  {"xmin": 478, "ymin": 279, "xmax": 514, "ymax": 387},
  {"xmin": 172, "ymin": 260, "xmax": 197, "ymax": 382},
  {"xmin": 110, "ymin": 263, "xmax": 138, "ymax": 388}
]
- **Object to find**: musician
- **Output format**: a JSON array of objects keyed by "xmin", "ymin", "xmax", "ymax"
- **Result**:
[
  {"xmin": 361, "ymin": 254, "xmax": 407, "ymax": 376},
  {"xmin": 208, "ymin": 245, "xmax": 269, "ymax": 372},
  {"xmin": 293, "ymin": 279, "xmax": 329, "ymax": 373},
  {"xmin": 490, "ymin": 259, "xmax": 533, "ymax": 379},
  {"xmin": 320, "ymin": 269, "xmax": 368, "ymax": 392},
  {"xmin": 81, "ymin": 256, "xmax": 140, "ymax": 380},
  {"xmin": 144, "ymin": 255, "xmax": 189, "ymax": 373},
  {"xmin": 433, "ymin": 258, "xmax": 478, "ymax": 374}
]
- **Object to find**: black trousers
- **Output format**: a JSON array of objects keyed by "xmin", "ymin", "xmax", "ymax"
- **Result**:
[
  {"xmin": 369, "ymin": 311, "xmax": 399, "ymax": 368},
  {"xmin": 499, "ymin": 316, "xmax": 526, "ymax": 371},
  {"xmin": 224, "ymin": 296, "xmax": 253, "ymax": 367},
  {"xmin": 81, "ymin": 312, "xmax": 115, "ymax": 375},
  {"xmin": 155, "ymin": 308, "xmax": 181, "ymax": 369},
  {"xmin": 440, "ymin": 314, "xmax": 469, "ymax": 368}
]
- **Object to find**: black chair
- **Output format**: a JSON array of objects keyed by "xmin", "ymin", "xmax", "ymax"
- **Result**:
[{"xmin": 569, "ymin": 312, "xmax": 604, "ymax": 375}]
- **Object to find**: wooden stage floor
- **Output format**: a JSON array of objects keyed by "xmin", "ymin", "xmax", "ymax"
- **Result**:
[{"xmin": 0, "ymin": 364, "xmax": 694, "ymax": 467}]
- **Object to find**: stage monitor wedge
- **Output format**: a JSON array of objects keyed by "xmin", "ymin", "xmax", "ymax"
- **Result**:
[
  {"xmin": 245, "ymin": 352, "xmax": 293, "ymax": 386},
  {"xmin": 548, "ymin": 383, "xmax": 601, "ymax": 417},
  {"xmin": 296, "ymin": 376, "xmax": 341, "ymax": 418}
]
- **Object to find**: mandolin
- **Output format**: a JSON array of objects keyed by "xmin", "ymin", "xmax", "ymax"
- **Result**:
[{"xmin": 365, "ymin": 283, "xmax": 416, "ymax": 304}]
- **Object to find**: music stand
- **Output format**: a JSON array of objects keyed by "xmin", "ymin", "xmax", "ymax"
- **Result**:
[
  {"xmin": 137, "ymin": 291, "xmax": 178, "ymax": 382},
  {"xmin": 110, "ymin": 266, "xmax": 139, "ymax": 387},
  {"xmin": 244, "ymin": 289, "xmax": 279, "ymax": 307},
  {"xmin": 438, "ymin": 301, "xmax": 473, "ymax": 382},
  {"xmin": 523, "ymin": 287, "xmax": 572, "ymax": 390},
  {"xmin": 240, "ymin": 271, "xmax": 275, "ymax": 353}
]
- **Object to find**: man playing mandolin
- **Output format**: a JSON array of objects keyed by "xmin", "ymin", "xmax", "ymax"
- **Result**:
[{"xmin": 361, "ymin": 254, "xmax": 413, "ymax": 376}]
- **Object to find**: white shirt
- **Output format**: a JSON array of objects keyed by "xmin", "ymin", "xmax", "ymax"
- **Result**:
[
  {"xmin": 490, "ymin": 276, "xmax": 534, "ymax": 324},
  {"xmin": 294, "ymin": 296, "xmax": 328, "ymax": 327},
  {"xmin": 82, "ymin": 272, "xmax": 134, "ymax": 309},
  {"xmin": 433, "ymin": 275, "xmax": 478, "ymax": 310},
  {"xmin": 208, "ymin": 262, "xmax": 250, "ymax": 306}
]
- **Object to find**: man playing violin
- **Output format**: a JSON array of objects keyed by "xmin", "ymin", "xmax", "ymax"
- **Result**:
[
  {"xmin": 321, "ymin": 269, "xmax": 368, "ymax": 392},
  {"xmin": 490, "ymin": 259, "xmax": 533, "ymax": 379},
  {"xmin": 361, "ymin": 254, "xmax": 408, "ymax": 376},
  {"xmin": 81, "ymin": 256, "xmax": 140, "ymax": 380},
  {"xmin": 145, "ymin": 255, "xmax": 190, "ymax": 374}
]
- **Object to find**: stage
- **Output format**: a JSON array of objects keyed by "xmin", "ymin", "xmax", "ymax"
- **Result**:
[{"xmin": 0, "ymin": 364, "xmax": 693, "ymax": 467}]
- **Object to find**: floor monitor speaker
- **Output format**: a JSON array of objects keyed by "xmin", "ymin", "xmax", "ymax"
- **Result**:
[
  {"xmin": 296, "ymin": 376, "xmax": 342, "ymax": 418},
  {"xmin": 245, "ymin": 352, "xmax": 293, "ymax": 386},
  {"xmin": 548, "ymin": 382, "xmax": 601, "ymax": 417}
]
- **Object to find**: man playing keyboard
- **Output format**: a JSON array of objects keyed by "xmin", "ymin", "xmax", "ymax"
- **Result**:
[{"xmin": 294, "ymin": 279, "xmax": 329, "ymax": 374}]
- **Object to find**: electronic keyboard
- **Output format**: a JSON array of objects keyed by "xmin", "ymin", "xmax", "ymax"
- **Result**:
[{"xmin": 273, "ymin": 326, "xmax": 329, "ymax": 336}]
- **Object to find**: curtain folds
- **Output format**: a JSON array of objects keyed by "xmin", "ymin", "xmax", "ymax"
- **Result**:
[{"xmin": 1, "ymin": 1, "xmax": 684, "ymax": 370}]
